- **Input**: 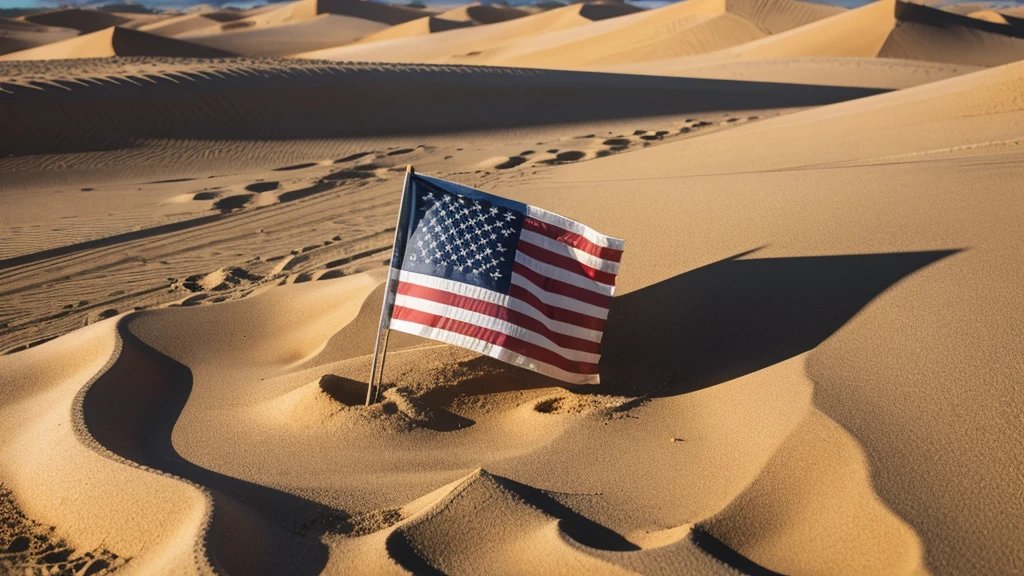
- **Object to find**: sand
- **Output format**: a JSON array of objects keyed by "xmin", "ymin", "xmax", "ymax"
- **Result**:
[
  {"xmin": 0, "ymin": 16, "xmax": 78, "ymax": 56},
  {"xmin": 1, "ymin": 2, "xmax": 1023, "ymax": 575},
  {"xmin": 295, "ymin": 2, "xmax": 644, "ymax": 63},
  {"xmin": 0, "ymin": 27, "xmax": 236, "ymax": 60},
  {"xmin": 185, "ymin": 15, "xmax": 389, "ymax": 57}
]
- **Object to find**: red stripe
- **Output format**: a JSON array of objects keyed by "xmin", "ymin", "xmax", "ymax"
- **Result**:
[
  {"xmin": 508, "ymin": 284, "xmax": 606, "ymax": 332},
  {"xmin": 524, "ymin": 217, "xmax": 622, "ymax": 263},
  {"xmin": 517, "ymin": 240, "xmax": 618, "ymax": 286},
  {"xmin": 511, "ymin": 263, "xmax": 611, "ymax": 309},
  {"xmin": 396, "ymin": 282, "xmax": 600, "ymax": 354},
  {"xmin": 392, "ymin": 306, "xmax": 599, "ymax": 375}
]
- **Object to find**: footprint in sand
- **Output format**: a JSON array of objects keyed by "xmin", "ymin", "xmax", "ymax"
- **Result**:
[
  {"xmin": 495, "ymin": 156, "xmax": 528, "ymax": 170},
  {"xmin": 334, "ymin": 152, "xmax": 372, "ymax": 164},
  {"xmin": 193, "ymin": 191, "xmax": 219, "ymax": 200},
  {"xmin": 212, "ymin": 194, "xmax": 253, "ymax": 212},
  {"xmin": 245, "ymin": 181, "xmax": 280, "ymax": 193},
  {"xmin": 273, "ymin": 162, "xmax": 318, "ymax": 172},
  {"xmin": 603, "ymin": 138, "xmax": 630, "ymax": 151},
  {"xmin": 540, "ymin": 151, "xmax": 586, "ymax": 165}
]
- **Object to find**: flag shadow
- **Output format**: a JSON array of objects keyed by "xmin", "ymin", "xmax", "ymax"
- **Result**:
[{"xmin": 595, "ymin": 249, "xmax": 959, "ymax": 399}]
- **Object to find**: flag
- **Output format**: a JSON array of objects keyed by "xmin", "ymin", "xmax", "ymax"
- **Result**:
[{"xmin": 380, "ymin": 172, "xmax": 624, "ymax": 384}]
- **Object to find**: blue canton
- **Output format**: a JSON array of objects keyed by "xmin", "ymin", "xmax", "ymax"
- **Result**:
[{"xmin": 400, "ymin": 181, "xmax": 525, "ymax": 294}]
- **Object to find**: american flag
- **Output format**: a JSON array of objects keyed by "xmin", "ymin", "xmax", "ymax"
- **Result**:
[{"xmin": 380, "ymin": 173, "xmax": 624, "ymax": 384}]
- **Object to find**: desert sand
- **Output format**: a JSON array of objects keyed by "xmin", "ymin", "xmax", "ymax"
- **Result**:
[{"xmin": 1, "ymin": 0, "xmax": 1022, "ymax": 574}]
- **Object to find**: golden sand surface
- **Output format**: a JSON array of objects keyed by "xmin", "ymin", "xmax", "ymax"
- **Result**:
[{"xmin": 1, "ymin": 1, "xmax": 1022, "ymax": 574}]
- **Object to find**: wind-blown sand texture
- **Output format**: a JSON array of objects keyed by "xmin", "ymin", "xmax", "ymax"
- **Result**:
[{"xmin": 1, "ymin": 1, "xmax": 1023, "ymax": 575}]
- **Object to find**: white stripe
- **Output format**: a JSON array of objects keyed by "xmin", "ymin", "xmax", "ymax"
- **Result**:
[
  {"xmin": 514, "ymin": 252, "xmax": 616, "ymax": 296},
  {"xmin": 398, "ymin": 269, "xmax": 508, "ymax": 306},
  {"xmin": 389, "ymin": 318, "xmax": 600, "ymax": 384},
  {"xmin": 394, "ymin": 294, "xmax": 601, "ymax": 363},
  {"xmin": 510, "ymin": 273, "xmax": 610, "ymax": 320},
  {"xmin": 519, "ymin": 230, "xmax": 620, "ymax": 274},
  {"xmin": 398, "ymin": 269, "xmax": 607, "ymax": 340},
  {"xmin": 526, "ymin": 205, "xmax": 625, "ymax": 251}
]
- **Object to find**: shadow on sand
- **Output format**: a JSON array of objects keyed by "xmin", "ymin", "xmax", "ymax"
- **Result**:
[
  {"xmin": 597, "ymin": 248, "xmax": 959, "ymax": 398},
  {"xmin": 81, "ymin": 321, "xmax": 348, "ymax": 576}
]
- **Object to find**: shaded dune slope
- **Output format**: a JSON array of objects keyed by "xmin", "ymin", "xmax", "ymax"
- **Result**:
[
  {"xmin": 0, "ymin": 26, "xmax": 236, "ymax": 61},
  {"xmin": 0, "ymin": 59, "xmax": 886, "ymax": 156},
  {"xmin": 21, "ymin": 8, "xmax": 133, "ymax": 33},
  {"xmin": 0, "ymin": 17, "xmax": 78, "ymax": 56}
]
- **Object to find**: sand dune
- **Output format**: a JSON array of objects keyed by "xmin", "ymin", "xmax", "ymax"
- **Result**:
[
  {"xmin": 1, "ymin": 0, "xmax": 1023, "ymax": 573},
  {"xmin": 0, "ymin": 17, "xmax": 78, "ymax": 56},
  {"xmin": 622, "ymin": 56, "xmax": 982, "ymax": 89},
  {"xmin": 7, "ymin": 52, "xmax": 1024, "ymax": 566},
  {"xmin": 21, "ymin": 8, "xmax": 134, "ymax": 33},
  {"xmin": 296, "ymin": 2, "xmax": 643, "ymax": 63},
  {"xmin": 878, "ymin": 0, "xmax": 1024, "ymax": 65},
  {"xmin": 488, "ymin": 0, "xmax": 844, "ymax": 69},
  {"xmin": 317, "ymin": 0, "xmax": 435, "ymax": 25},
  {"xmin": 438, "ymin": 2, "xmax": 528, "ymax": 25},
  {"xmin": 0, "ymin": 59, "xmax": 884, "ymax": 157},
  {"xmin": 352, "ymin": 4, "xmax": 528, "ymax": 45},
  {"xmin": 612, "ymin": 0, "xmax": 1024, "ymax": 80},
  {"xmin": 136, "ymin": 13, "xmax": 225, "ymax": 37},
  {"xmin": 185, "ymin": 14, "xmax": 388, "ymax": 57},
  {"xmin": 350, "ymin": 15, "xmax": 474, "ymax": 45},
  {"xmin": 0, "ymin": 26, "xmax": 235, "ymax": 60}
]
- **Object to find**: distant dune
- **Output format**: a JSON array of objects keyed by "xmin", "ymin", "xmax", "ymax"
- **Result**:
[
  {"xmin": 0, "ymin": 26, "xmax": 236, "ymax": 60},
  {"xmin": 136, "ymin": 12, "xmax": 224, "ymax": 37},
  {"xmin": 0, "ymin": 17, "xmax": 78, "ymax": 56},
  {"xmin": 491, "ymin": 0, "xmax": 845, "ymax": 68},
  {"xmin": 352, "ymin": 3, "xmax": 528, "ymax": 45},
  {"xmin": 185, "ymin": 14, "xmax": 389, "ymax": 56},
  {"xmin": 22, "ymin": 8, "xmax": 134, "ymax": 33},
  {"xmin": 296, "ymin": 2, "xmax": 643, "ymax": 62}
]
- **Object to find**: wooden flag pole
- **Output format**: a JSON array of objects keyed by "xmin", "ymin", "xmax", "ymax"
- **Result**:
[{"xmin": 366, "ymin": 165, "xmax": 415, "ymax": 406}]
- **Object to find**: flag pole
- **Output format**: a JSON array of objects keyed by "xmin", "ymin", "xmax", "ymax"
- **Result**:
[{"xmin": 366, "ymin": 165, "xmax": 415, "ymax": 406}]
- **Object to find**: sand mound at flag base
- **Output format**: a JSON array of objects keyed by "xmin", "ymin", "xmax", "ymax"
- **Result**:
[{"xmin": 0, "ymin": 263, "xmax": 925, "ymax": 574}]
